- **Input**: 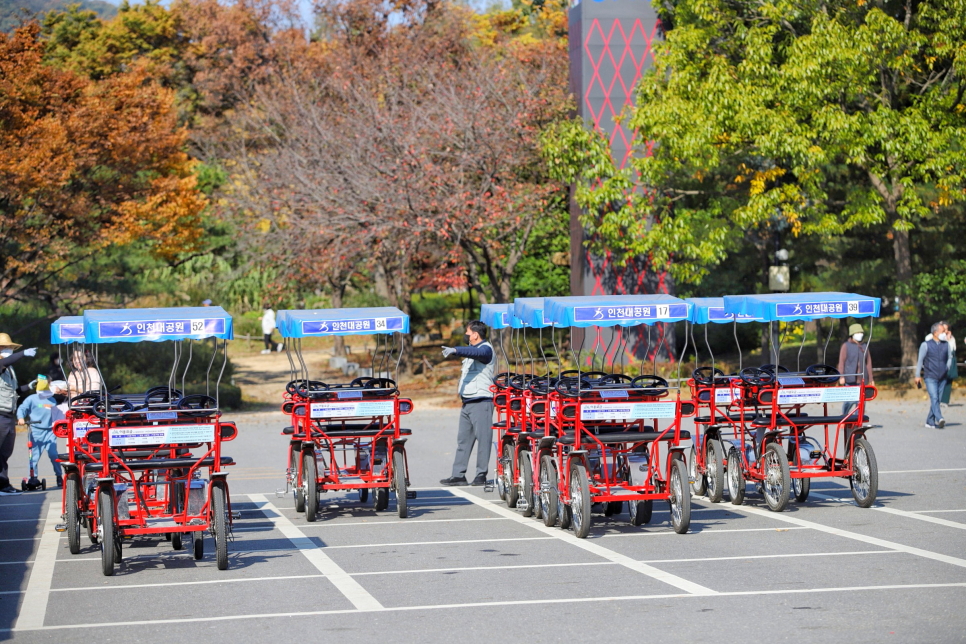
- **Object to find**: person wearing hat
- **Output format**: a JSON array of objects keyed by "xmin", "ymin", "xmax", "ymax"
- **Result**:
[
  {"xmin": 836, "ymin": 323, "xmax": 874, "ymax": 418},
  {"xmin": 0, "ymin": 334, "xmax": 38, "ymax": 495},
  {"xmin": 17, "ymin": 380, "xmax": 66, "ymax": 487}
]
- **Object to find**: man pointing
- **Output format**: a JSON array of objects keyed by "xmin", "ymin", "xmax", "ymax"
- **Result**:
[{"xmin": 439, "ymin": 321, "xmax": 495, "ymax": 487}]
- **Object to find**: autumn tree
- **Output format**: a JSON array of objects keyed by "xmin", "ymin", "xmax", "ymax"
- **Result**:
[{"xmin": 0, "ymin": 24, "xmax": 207, "ymax": 310}]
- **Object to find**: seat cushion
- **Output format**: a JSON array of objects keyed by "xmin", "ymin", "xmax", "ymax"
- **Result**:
[{"xmin": 752, "ymin": 415, "xmax": 868, "ymax": 427}]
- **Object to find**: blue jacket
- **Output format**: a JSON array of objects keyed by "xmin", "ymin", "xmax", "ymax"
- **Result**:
[{"xmin": 17, "ymin": 392, "xmax": 57, "ymax": 431}]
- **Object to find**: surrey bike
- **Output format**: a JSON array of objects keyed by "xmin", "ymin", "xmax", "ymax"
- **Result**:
[
  {"xmin": 277, "ymin": 307, "xmax": 415, "ymax": 520},
  {"xmin": 76, "ymin": 307, "xmax": 237, "ymax": 576},
  {"xmin": 533, "ymin": 295, "xmax": 696, "ymax": 538},
  {"xmin": 723, "ymin": 293, "xmax": 880, "ymax": 508}
]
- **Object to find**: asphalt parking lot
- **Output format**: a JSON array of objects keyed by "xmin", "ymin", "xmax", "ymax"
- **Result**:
[{"xmin": 2, "ymin": 399, "xmax": 965, "ymax": 643}]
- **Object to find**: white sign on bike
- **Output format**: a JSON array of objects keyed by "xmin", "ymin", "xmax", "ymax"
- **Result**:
[
  {"xmin": 109, "ymin": 424, "xmax": 215, "ymax": 446},
  {"xmin": 776, "ymin": 386, "xmax": 861, "ymax": 405},
  {"xmin": 581, "ymin": 402, "xmax": 677, "ymax": 421},
  {"xmin": 714, "ymin": 389, "xmax": 736, "ymax": 404},
  {"xmin": 310, "ymin": 401, "xmax": 394, "ymax": 418},
  {"xmin": 73, "ymin": 420, "xmax": 94, "ymax": 439}
]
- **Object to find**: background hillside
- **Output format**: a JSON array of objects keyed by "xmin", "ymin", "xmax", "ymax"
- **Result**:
[{"xmin": 0, "ymin": 0, "xmax": 115, "ymax": 31}]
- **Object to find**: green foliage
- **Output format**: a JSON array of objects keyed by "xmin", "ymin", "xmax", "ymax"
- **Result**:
[
  {"xmin": 915, "ymin": 260, "xmax": 966, "ymax": 327},
  {"xmin": 510, "ymin": 194, "xmax": 571, "ymax": 298}
]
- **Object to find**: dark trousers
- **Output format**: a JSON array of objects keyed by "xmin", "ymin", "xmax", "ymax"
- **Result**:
[
  {"xmin": 0, "ymin": 415, "xmax": 16, "ymax": 488},
  {"xmin": 450, "ymin": 399, "xmax": 494, "ymax": 479},
  {"xmin": 264, "ymin": 333, "xmax": 275, "ymax": 350}
]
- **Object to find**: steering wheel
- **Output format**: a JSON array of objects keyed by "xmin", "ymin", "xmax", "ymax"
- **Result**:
[
  {"xmin": 295, "ymin": 380, "xmax": 328, "ymax": 397},
  {"xmin": 91, "ymin": 397, "xmax": 135, "ymax": 419},
  {"xmin": 631, "ymin": 375, "xmax": 669, "ymax": 395},
  {"xmin": 69, "ymin": 392, "xmax": 100, "ymax": 409},
  {"xmin": 805, "ymin": 363, "xmax": 841, "ymax": 385},
  {"xmin": 177, "ymin": 394, "xmax": 218, "ymax": 417},
  {"xmin": 286, "ymin": 379, "xmax": 308, "ymax": 396},
  {"xmin": 760, "ymin": 364, "xmax": 790, "ymax": 374},
  {"xmin": 494, "ymin": 372, "xmax": 515, "ymax": 389},
  {"xmin": 509, "ymin": 374, "xmax": 533, "ymax": 391},
  {"xmin": 555, "ymin": 377, "xmax": 593, "ymax": 397},
  {"xmin": 144, "ymin": 386, "xmax": 183, "ymax": 406},
  {"xmin": 739, "ymin": 367, "xmax": 776, "ymax": 387},
  {"xmin": 692, "ymin": 367, "xmax": 726, "ymax": 387},
  {"xmin": 350, "ymin": 377, "xmax": 375, "ymax": 388},
  {"xmin": 527, "ymin": 376, "xmax": 556, "ymax": 395},
  {"xmin": 363, "ymin": 378, "xmax": 397, "ymax": 394},
  {"xmin": 599, "ymin": 374, "xmax": 634, "ymax": 386}
]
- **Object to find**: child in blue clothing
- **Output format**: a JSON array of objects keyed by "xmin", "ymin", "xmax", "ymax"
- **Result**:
[{"xmin": 17, "ymin": 381, "xmax": 66, "ymax": 487}]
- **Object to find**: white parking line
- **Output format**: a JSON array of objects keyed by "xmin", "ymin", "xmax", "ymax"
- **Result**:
[
  {"xmin": 598, "ymin": 526, "xmax": 811, "ymax": 538},
  {"xmin": 729, "ymin": 503, "xmax": 966, "ymax": 569},
  {"xmin": 914, "ymin": 509, "xmax": 966, "ymax": 514},
  {"xmin": 6, "ymin": 582, "xmax": 966, "ymax": 632},
  {"xmin": 878, "ymin": 468, "xmax": 966, "ymax": 474},
  {"xmin": 811, "ymin": 493, "xmax": 966, "ymax": 531},
  {"xmin": 449, "ymin": 488, "xmax": 717, "ymax": 596},
  {"xmin": 13, "ymin": 503, "xmax": 63, "ymax": 630},
  {"xmin": 298, "ymin": 517, "xmax": 509, "ymax": 528},
  {"xmin": 50, "ymin": 574, "xmax": 325, "ymax": 593},
  {"xmin": 247, "ymin": 494, "xmax": 384, "ymax": 611},
  {"xmin": 321, "ymin": 536, "xmax": 553, "ymax": 549}
]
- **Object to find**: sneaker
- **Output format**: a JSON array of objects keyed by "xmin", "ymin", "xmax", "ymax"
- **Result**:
[
  {"xmin": 0, "ymin": 485, "xmax": 22, "ymax": 496},
  {"xmin": 56, "ymin": 475, "xmax": 63, "ymax": 488},
  {"xmin": 941, "ymin": 403, "xmax": 949, "ymax": 410},
  {"xmin": 276, "ymin": 344, "xmax": 284, "ymax": 352},
  {"xmin": 260, "ymin": 349, "xmax": 271, "ymax": 355},
  {"xmin": 439, "ymin": 476, "xmax": 468, "ymax": 486},
  {"xmin": 938, "ymin": 418, "xmax": 946, "ymax": 429},
  {"xmin": 925, "ymin": 423, "xmax": 936, "ymax": 429},
  {"xmin": 471, "ymin": 474, "xmax": 487, "ymax": 486}
]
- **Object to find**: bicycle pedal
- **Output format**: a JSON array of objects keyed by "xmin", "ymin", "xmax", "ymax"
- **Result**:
[
  {"xmin": 483, "ymin": 480, "xmax": 495, "ymax": 492},
  {"xmin": 274, "ymin": 488, "xmax": 285, "ymax": 498},
  {"xmin": 54, "ymin": 523, "xmax": 67, "ymax": 533},
  {"xmin": 406, "ymin": 491, "xmax": 417, "ymax": 499},
  {"xmin": 231, "ymin": 512, "xmax": 242, "ymax": 520},
  {"xmin": 517, "ymin": 496, "xmax": 529, "ymax": 511}
]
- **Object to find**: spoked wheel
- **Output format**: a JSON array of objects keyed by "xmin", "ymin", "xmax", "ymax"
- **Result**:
[
  {"xmin": 393, "ymin": 451, "xmax": 408, "ymax": 519},
  {"xmin": 727, "ymin": 448, "xmax": 745, "ymax": 506},
  {"xmin": 97, "ymin": 488, "xmax": 116, "ymax": 577},
  {"xmin": 762, "ymin": 443, "xmax": 790, "ymax": 512},
  {"xmin": 689, "ymin": 445, "xmax": 706, "ymax": 496},
  {"xmin": 793, "ymin": 476, "xmax": 810, "ymax": 502},
  {"xmin": 211, "ymin": 483, "xmax": 229, "ymax": 570},
  {"xmin": 706, "ymin": 439, "xmax": 725, "ymax": 503},
  {"xmin": 850, "ymin": 437, "xmax": 878, "ymax": 508},
  {"xmin": 669, "ymin": 459, "xmax": 691, "ymax": 534},
  {"xmin": 569, "ymin": 461, "xmax": 592, "ymax": 539},
  {"xmin": 65, "ymin": 475, "xmax": 82, "ymax": 555},
  {"xmin": 292, "ymin": 445, "xmax": 305, "ymax": 513},
  {"xmin": 192, "ymin": 530, "xmax": 204, "ymax": 560},
  {"xmin": 303, "ymin": 451, "xmax": 319, "ymax": 522},
  {"xmin": 519, "ymin": 452, "xmax": 534, "ymax": 518},
  {"xmin": 539, "ymin": 455, "xmax": 558, "ymax": 527},
  {"xmin": 629, "ymin": 498, "xmax": 652, "ymax": 526},
  {"xmin": 502, "ymin": 444, "xmax": 518, "ymax": 508}
]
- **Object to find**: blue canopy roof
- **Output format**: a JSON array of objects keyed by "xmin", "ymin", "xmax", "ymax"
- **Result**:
[
  {"xmin": 723, "ymin": 293, "xmax": 881, "ymax": 322},
  {"xmin": 479, "ymin": 304, "xmax": 525, "ymax": 329},
  {"xmin": 687, "ymin": 298, "xmax": 766, "ymax": 324},
  {"xmin": 545, "ymin": 295, "xmax": 691, "ymax": 328},
  {"xmin": 513, "ymin": 298, "xmax": 553, "ymax": 329},
  {"xmin": 51, "ymin": 316, "xmax": 85, "ymax": 344},
  {"xmin": 276, "ymin": 307, "xmax": 409, "ymax": 338},
  {"xmin": 83, "ymin": 307, "xmax": 234, "ymax": 344}
]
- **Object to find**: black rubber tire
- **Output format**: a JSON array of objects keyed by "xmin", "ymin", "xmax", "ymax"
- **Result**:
[
  {"xmin": 604, "ymin": 501, "xmax": 623, "ymax": 517},
  {"xmin": 359, "ymin": 488, "xmax": 368, "ymax": 504},
  {"xmin": 172, "ymin": 532, "xmax": 184, "ymax": 550},
  {"xmin": 374, "ymin": 487, "xmax": 389, "ymax": 511},
  {"xmin": 629, "ymin": 498, "xmax": 653, "ymax": 526},
  {"xmin": 706, "ymin": 439, "xmax": 725, "ymax": 503},
  {"xmin": 88, "ymin": 514, "xmax": 98, "ymax": 545},
  {"xmin": 689, "ymin": 445, "xmax": 707, "ymax": 496},
  {"xmin": 41, "ymin": 479, "xmax": 46, "ymax": 491},
  {"xmin": 539, "ymin": 455, "xmax": 558, "ymax": 527},
  {"xmin": 570, "ymin": 461, "xmax": 592, "ymax": 539},
  {"xmin": 171, "ymin": 481, "xmax": 184, "ymax": 549},
  {"xmin": 98, "ymin": 488, "xmax": 115, "ymax": 576},
  {"xmin": 192, "ymin": 530, "xmax": 204, "ymax": 560},
  {"xmin": 728, "ymin": 447, "xmax": 745, "ymax": 506},
  {"xmin": 304, "ymin": 451, "xmax": 319, "ymax": 522},
  {"xmin": 393, "ymin": 451, "xmax": 408, "ymax": 518},
  {"xmin": 762, "ymin": 443, "xmax": 791, "ymax": 512},
  {"xmin": 503, "ymin": 443, "xmax": 518, "ymax": 508},
  {"xmin": 793, "ymin": 476, "xmax": 811, "ymax": 502},
  {"xmin": 519, "ymin": 452, "xmax": 534, "ymax": 518},
  {"xmin": 65, "ymin": 475, "xmax": 81, "ymax": 555},
  {"xmin": 292, "ymin": 445, "xmax": 305, "ymax": 512},
  {"xmin": 212, "ymin": 483, "xmax": 228, "ymax": 570},
  {"xmin": 669, "ymin": 459, "xmax": 691, "ymax": 534},
  {"xmin": 850, "ymin": 437, "xmax": 878, "ymax": 508}
]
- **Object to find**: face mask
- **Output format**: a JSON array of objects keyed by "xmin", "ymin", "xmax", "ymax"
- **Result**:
[
  {"xmin": 852, "ymin": 333, "xmax": 863, "ymax": 342},
  {"xmin": 938, "ymin": 333, "xmax": 948, "ymax": 342},
  {"xmin": 463, "ymin": 334, "xmax": 471, "ymax": 344},
  {"xmin": 0, "ymin": 350, "xmax": 11, "ymax": 358},
  {"xmin": 38, "ymin": 390, "xmax": 53, "ymax": 398}
]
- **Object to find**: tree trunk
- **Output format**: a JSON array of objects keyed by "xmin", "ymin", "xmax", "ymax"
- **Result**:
[
  {"xmin": 330, "ymin": 284, "xmax": 346, "ymax": 358},
  {"xmin": 892, "ymin": 226, "xmax": 918, "ymax": 382},
  {"xmin": 373, "ymin": 263, "xmax": 390, "ymax": 301}
]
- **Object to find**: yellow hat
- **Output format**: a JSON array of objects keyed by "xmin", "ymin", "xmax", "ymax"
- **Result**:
[{"xmin": 0, "ymin": 333, "xmax": 22, "ymax": 350}]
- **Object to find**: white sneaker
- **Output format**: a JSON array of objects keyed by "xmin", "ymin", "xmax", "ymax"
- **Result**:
[
  {"xmin": 260, "ymin": 349, "xmax": 270, "ymax": 355},
  {"xmin": 940, "ymin": 403, "xmax": 948, "ymax": 410},
  {"xmin": 925, "ymin": 423, "xmax": 936, "ymax": 429},
  {"xmin": 938, "ymin": 418, "xmax": 946, "ymax": 429},
  {"xmin": 276, "ymin": 344, "xmax": 284, "ymax": 352}
]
